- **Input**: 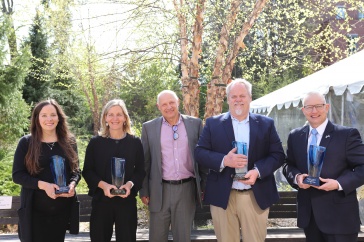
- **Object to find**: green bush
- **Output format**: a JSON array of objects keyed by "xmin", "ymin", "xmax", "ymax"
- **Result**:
[
  {"xmin": 0, "ymin": 149, "xmax": 21, "ymax": 196},
  {"xmin": 75, "ymin": 136, "xmax": 92, "ymax": 194}
]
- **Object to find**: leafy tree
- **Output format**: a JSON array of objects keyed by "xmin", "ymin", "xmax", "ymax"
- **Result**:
[
  {"xmin": 206, "ymin": 0, "xmax": 363, "ymax": 99},
  {"xmin": 100, "ymin": 0, "xmax": 363, "ymax": 120},
  {"xmin": 0, "ymin": 14, "xmax": 31, "ymax": 151},
  {"xmin": 0, "ymin": 16, "xmax": 31, "ymax": 105},
  {"xmin": 49, "ymin": 71, "xmax": 92, "ymax": 135},
  {"xmin": 0, "ymin": 91, "xmax": 30, "ymax": 153},
  {"xmin": 1, "ymin": 0, "xmax": 17, "ymax": 60},
  {"xmin": 0, "ymin": 10, "xmax": 31, "ymax": 197},
  {"xmin": 20, "ymin": 0, "xmax": 91, "ymax": 135},
  {"xmin": 22, "ymin": 9, "xmax": 51, "ymax": 104},
  {"xmin": 68, "ymin": 40, "xmax": 115, "ymax": 135},
  {"xmin": 120, "ymin": 58, "xmax": 181, "ymax": 124}
]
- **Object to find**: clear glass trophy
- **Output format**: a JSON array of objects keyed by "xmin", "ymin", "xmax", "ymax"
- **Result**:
[
  {"xmin": 303, "ymin": 145, "xmax": 326, "ymax": 186},
  {"xmin": 232, "ymin": 141, "xmax": 248, "ymax": 180},
  {"xmin": 111, "ymin": 157, "xmax": 126, "ymax": 195},
  {"xmin": 50, "ymin": 155, "xmax": 70, "ymax": 194}
]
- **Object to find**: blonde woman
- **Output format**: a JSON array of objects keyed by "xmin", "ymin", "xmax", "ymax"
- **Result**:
[{"xmin": 83, "ymin": 99, "xmax": 145, "ymax": 242}]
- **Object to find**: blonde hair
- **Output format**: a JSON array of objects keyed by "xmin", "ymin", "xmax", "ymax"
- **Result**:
[{"xmin": 99, "ymin": 99, "xmax": 132, "ymax": 137}]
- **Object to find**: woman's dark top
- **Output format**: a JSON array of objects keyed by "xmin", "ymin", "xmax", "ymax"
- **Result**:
[
  {"xmin": 82, "ymin": 134, "xmax": 145, "ymax": 199},
  {"xmin": 13, "ymin": 134, "xmax": 81, "ymax": 214}
]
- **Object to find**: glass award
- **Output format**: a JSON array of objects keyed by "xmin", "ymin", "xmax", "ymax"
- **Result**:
[
  {"xmin": 50, "ymin": 155, "xmax": 70, "ymax": 194},
  {"xmin": 111, "ymin": 157, "xmax": 126, "ymax": 195},
  {"xmin": 303, "ymin": 145, "xmax": 326, "ymax": 186},
  {"xmin": 232, "ymin": 141, "xmax": 248, "ymax": 180}
]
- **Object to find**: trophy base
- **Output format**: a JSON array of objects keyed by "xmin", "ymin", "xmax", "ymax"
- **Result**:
[
  {"xmin": 233, "ymin": 173, "xmax": 248, "ymax": 181},
  {"xmin": 303, "ymin": 176, "xmax": 320, "ymax": 186},
  {"xmin": 111, "ymin": 188, "xmax": 126, "ymax": 195},
  {"xmin": 55, "ymin": 186, "xmax": 70, "ymax": 194}
]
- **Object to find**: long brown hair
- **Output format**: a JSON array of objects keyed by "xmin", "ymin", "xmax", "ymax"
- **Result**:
[{"xmin": 25, "ymin": 99, "xmax": 79, "ymax": 175}]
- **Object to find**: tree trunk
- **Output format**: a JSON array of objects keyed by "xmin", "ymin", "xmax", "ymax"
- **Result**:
[
  {"xmin": 204, "ymin": 0, "xmax": 243, "ymax": 120},
  {"xmin": 174, "ymin": 0, "xmax": 205, "ymax": 118},
  {"xmin": 204, "ymin": 0, "xmax": 269, "ymax": 119},
  {"xmin": 87, "ymin": 48, "xmax": 100, "ymax": 135}
]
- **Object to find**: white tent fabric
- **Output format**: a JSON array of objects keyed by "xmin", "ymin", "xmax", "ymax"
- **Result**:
[{"xmin": 251, "ymin": 50, "xmax": 364, "ymax": 114}]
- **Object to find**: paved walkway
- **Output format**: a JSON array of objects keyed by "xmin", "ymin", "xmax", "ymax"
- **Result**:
[
  {"xmin": 0, "ymin": 228, "xmax": 301, "ymax": 242},
  {"xmin": 1, "ymin": 227, "xmax": 364, "ymax": 242}
]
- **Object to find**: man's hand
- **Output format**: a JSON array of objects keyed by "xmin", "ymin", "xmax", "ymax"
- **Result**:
[
  {"xmin": 317, "ymin": 177, "xmax": 339, "ymax": 191},
  {"xmin": 296, "ymin": 174, "xmax": 311, "ymax": 189},
  {"xmin": 224, "ymin": 147, "xmax": 247, "ymax": 169},
  {"xmin": 239, "ymin": 169, "xmax": 258, "ymax": 185},
  {"xmin": 141, "ymin": 196, "xmax": 150, "ymax": 205}
]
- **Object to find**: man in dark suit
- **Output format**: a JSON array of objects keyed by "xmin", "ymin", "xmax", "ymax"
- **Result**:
[
  {"xmin": 283, "ymin": 91, "xmax": 364, "ymax": 242},
  {"xmin": 139, "ymin": 90, "xmax": 204, "ymax": 242},
  {"xmin": 195, "ymin": 79, "xmax": 285, "ymax": 242}
]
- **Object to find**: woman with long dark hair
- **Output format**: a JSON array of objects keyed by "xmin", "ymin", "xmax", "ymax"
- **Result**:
[{"xmin": 12, "ymin": 99, "xmax": 81, "ymax": 242}]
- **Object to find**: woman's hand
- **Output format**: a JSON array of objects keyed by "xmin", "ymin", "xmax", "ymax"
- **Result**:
[
  {"xmin": 117, "ymin": 181, "xmax": 133, "ymax": 198},
  {"xmin": 38, "ymin": 180, "xmax": 59, "ymax": 199},
  {"xmin": 98, "ymin": 180, "xmax": 119, "ymax": 198},
  {"xmin": 57, "ymin": 182, "xmax": 76, "ymax": 198}
]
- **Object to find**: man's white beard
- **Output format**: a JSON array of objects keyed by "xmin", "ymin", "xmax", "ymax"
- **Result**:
[{"xmin": 235, "ymin": 109, "xmax": 243, "ymax": 116}]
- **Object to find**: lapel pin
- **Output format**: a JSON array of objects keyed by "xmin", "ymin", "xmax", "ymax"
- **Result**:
[{"xmin": 325, "ymin": 135, "xmax": 330, "ymax": 138}]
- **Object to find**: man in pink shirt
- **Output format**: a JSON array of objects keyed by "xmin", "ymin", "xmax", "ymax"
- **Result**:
[{"xmin": 139, "ymin": 90, "xmax": 204, "ymax": 242}]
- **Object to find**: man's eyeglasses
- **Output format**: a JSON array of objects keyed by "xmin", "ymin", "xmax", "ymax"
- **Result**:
[
  {"xmin": 303, "ymin": 104, "xmax": 326, "ymax": 112},
  {"xmin": 172, "ymin": 125, "xmax": 179, "ymax": 140}
]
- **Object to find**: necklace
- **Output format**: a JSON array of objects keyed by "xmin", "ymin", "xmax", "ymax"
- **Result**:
[{"xmin": 46, "ymin": 142, "xmax": 56, "ymax": 150}]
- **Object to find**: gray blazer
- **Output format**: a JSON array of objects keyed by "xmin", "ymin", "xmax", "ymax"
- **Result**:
[{"xmin": 139, "ymin": 114, "xmax": 205, "ymax": 212}]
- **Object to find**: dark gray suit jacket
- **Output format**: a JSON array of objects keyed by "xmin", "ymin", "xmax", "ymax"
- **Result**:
[
  {"xmin": 283, "ymin": 121, "xmax": 364, "ymax": 234},
  {"xmin": 139, "ymin": 114, "xmax": 205, "ymax": 212}
]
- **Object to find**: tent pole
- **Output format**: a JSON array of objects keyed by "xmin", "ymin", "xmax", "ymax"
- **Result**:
[
  {"xmin": 328, "ymin": 92, "xmax": 332, "ymax": 121},
  {"xmin": 341, "ymin": 91, "xmax": 345, "ymax": 125}
]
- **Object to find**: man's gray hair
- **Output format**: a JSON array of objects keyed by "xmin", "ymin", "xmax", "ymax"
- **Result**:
[
  {"xmin": 302, "ymin": 91, "xmax": 326, "ymax": 106},
  {"xmin": 226, "ymin": 78, "xmax": 252, "ymax": 97},
  {"xmin": 157, "ymin": 90, "xmax": 179, "ymax": 105}
]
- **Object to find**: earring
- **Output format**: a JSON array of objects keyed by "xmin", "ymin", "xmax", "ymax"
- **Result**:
[
  {"xmin": 123, "ymin": 122, "xmax": 126, "ymax": 126},
  {"xmin": 106, "ymin": 122, "xmax": 109, "ymax": 127}
]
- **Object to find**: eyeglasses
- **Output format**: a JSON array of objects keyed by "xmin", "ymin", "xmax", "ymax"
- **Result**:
[
  {"xmin": 303, "ymin": 104, "xmax": 326, "ymax": 112},
  {"xmin": 172, "ymin": 125, "xmax": 179, "ymax": 140}
]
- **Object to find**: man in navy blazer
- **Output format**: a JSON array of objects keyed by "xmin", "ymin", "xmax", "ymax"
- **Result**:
[
  {"xmin": 195, "ymin": 79, "xmax": 285, "ymax": 242},
  {"xmin": 283, "ymin": 91, "xmax": 364, "ymax": 242}
]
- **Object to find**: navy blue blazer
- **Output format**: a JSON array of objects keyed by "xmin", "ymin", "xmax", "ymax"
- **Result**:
[
  {"xmin": 195, "ymin": 112, "xmax": 285, "ymax": 210},
  {"xmin": 283, "ymin": 121, "xmax": 364, "ymax": 234}
]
